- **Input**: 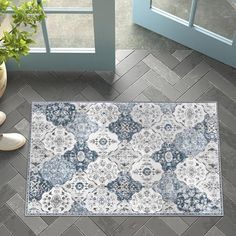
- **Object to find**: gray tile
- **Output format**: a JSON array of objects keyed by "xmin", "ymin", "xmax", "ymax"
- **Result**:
[
  {"xmin": 0, "ymin": 93, "xmax": 25, "ymax": 115},
  {"xmin": 133, "ymin": 225, "xmax": 154, "ymax": 236},
  {"xmin": 219, "ymin": 123, "xmax": 236, "ymax": 152},
  {"xmin": 25, "ymin": 72, "xmax": 67, "ymax": 100},
  {"xmin": 10, "ymin": 154, "xmax": 27, "ymax": 179},
  {"xmin": 216, "ymin": 215, "xmax": 236, "ymax": 236},
  {"xmin": 90, "ymin": 217, "xmax": 127, "ymax": 236},
  {"xmin": 73, "ymin": 93, "xmax": 88, "ymax": 101},
  {"xmin": 81, "ymin": 85, "xmax": 106, "ymax": 101},
  {"xmin": 0, "ymin": 72, "xmax": 27, "ymax": 103},
  {"xmin": 26, "ymin": 72, "xmax": 81, "ymax": 100},
  {"xmin": 61, "ymin": 224, "xmax": 84, "ymax": 236},
  {"xmin": 116, "ymin": 50, "xmax": 149, "ymax": 76},
  {"xmin": 203, "ymin": 57, "xmax": 236, "ymax": 87},
  {"xmin": 181, "ymin": 217, "xmax": 198, "ymax": 226},
  {"xmin": 96, "ymin": 71, "xmax": 120, "ymax": 85},
  {"xmin": 182, "ymin": 217, "xmax": 221, "ymax": 236},
  {"xmin": 205, "ymin": 70, "xmax": 236, "ymax": 102},
  {"xmin": 134, "ymin": 93, "xmax": 150, "ymax": 102},
  {"xmin": 83, "ymin": 72, "xmax": 119, "ymax": 100},
  {"xmin": 18, "ymin": 140, "xmax": 30, "ymax": 159},
  {"xmin": 146, "ymin": 217, "xmax": 178, "ymax": 236},
  {"xmin": 0, "ymin": 204, "xmax": 14, "ymax": 225},
  {"xmin": 218, "ymin": 105, "xmax": 236, "ymax": 134},
  {"xmin": 172, "ymin": 49, "xmax": 193, "ymax": 62},
  {"xmin": 144, "ymin": 70, "xmax": 181, "ymax": 101},
  {"xmin": 223, "ymin": 196, "xmax": 236, "ymax": 225},
  {"xmin": 0, "ymin": 164, "xmax": 17, "ymax": 189},
  {"xmin": 19, "ymin": 84, "xmax": 45, "ymax": 102},
  {"xmin": 204, "ymin": 226, "xmax": 226, "ymax": 236},
  {"xmin": 7, "ymin": 194, "xmax": 48, "ymax": 235},
  {"xmin": 16, "ymin": 101, "xmax": 31, "ymax": 121},
  {"xmin": 160, "ymin": 217, "xmax": 189, "ymax": 236},
  {"xmin": 197, "ymin": 86, "xmax": 236, "ymax": 117},
  {"xmin": 14, "ymin": 118, "xmax": 30, "ymax": 140},
  {"xmin": 114, "ymin": 76, "xmax": 149, "ymax": 102},
  {"xmin": 0, "ymin": 224, "xmax": 12, "ymax": 236},
  {"xmin": 114, "ymin": 217, "xmax": 150, "ymax": 236},
  {"xmin": 113, "ymin": 61, "xmax": 150, "ymax": 93},
  {"xmin": 150, "ymin": 50, "xmax": 180, "ymax": 69},
  {"xmin": 177, "ymin": 77, "xmax": 212, "ymax": 102},
  {"xmin": 173, "ymin": 51, "xmax": 204, "ymax": 78},
  {"xmin": 111, "ymin": 217, "xmax": 128, "ymax": 228},
  {"xmin": 51, "ymin": 71, "xmax": 84, "ymax": 82},
  {"xmin": 220, "ymin": 138, "xmax": 236, "ymax": 185},
  {"xmin": 143, "ymin": 86, "xmax": 170, "ymax": 102},
  {"xmin": 8, "ymin": 174, "xmax": 26, "ymax": 200},
  {"xmin": 1, "ymin": 73, "xmax": 26, "ymax": 101},
  {"xmin": 223, "ymin": 177, "xmax": 236, "ymax": 205},
  {"xmin": 39, "ymin": 217, "xmax": 78, "ymax": 236},
  {"xmin": 174, "ymin": 61, "xmax": 211, "ymax": 93},
  {"xmin": 143, "ymin": 54, "xmax": 180, "ymax": 85},
  {"xmin": 116, "ymin": 58, "xmax": 120, "ymax": 65},
  {"xmin": 0, "ymin": 148, "xmax": 19, "ymax": 169},
  {"xmin": 41, "ymin": 216, "xmax": 59, "ymax": 226},
  {"xmin": 116, "ymin": 49, "xmax": 134, "ymax": 62},
  {"xmin": 75, "ymin": 217, "xmax": 106, "ymax": 236},
  {"xmin": 56, "ymin": 76, "xmax": 88, "ymax": 100},
  {"xmin": 5, "ymin": 214, "xmax": 36, "ymax": 236},
  {"xmin": 0, "ymin": 110, "xmax": 23, "ymax": 132}
]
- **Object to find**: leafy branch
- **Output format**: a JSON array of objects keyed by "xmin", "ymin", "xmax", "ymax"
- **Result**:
[{"xmin": 0, "ymin": 0, "xmax": 45, "ymax": 64}]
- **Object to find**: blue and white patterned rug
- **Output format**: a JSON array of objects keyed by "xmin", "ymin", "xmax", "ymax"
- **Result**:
[{"xmin": 26, "ymin": 102, "xmax": 223, "ymax": 216}]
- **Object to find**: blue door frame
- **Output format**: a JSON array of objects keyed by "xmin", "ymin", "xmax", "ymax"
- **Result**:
[
  {"xmin": 133, "ymin": 0, "xmax": 236, "ymax": 68},
  {"xmin": 6, "ymin": 0, "xmax": 115, "ymax": 71}
]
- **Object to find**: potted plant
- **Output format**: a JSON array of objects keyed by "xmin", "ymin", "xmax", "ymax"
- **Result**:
[{"xmin": 0, "ymin": 0, "xmax": 45, "ymax": 97}]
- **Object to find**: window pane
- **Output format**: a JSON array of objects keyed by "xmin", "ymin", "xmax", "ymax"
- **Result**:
[
  {"xmin": 0, "ymin": 14, "xmax": 45, "ymax": 48},
  {"xmin": 24, "ymin": 24, "xmax": 45, "ymax": 48},
  {"xmin": 10, "ymin": 0, "xmax": 28, "ymax": 6},
  {"xmin": 46, "ymin": 14, "xmax": 95, "ymax": 48},
  {"xmin": 152, "ymin": 0, "xmax": 192, "ymax": 21},
  {"xmin": 45, "ymin": 0, "xmax": 92, "ymax": 8},
  {"xmin": 195, "ymin": 0, "xmax": 236, "ymax": 39}
]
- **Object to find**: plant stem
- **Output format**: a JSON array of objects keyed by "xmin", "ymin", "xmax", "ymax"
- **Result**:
[{"xmin": 0, "ymin": 22, "xmax": 22, "ymax": 42}]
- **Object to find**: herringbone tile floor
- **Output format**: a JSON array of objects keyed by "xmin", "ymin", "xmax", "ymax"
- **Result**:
[{"xmin": 0, "ymin": 49, "xmax": 236, "ymax": 236}]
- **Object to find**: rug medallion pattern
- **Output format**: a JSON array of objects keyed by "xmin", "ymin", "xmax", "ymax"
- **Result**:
[{"xmin": 26, "ymin": 102, "xmax": 223, "ymax": 216}]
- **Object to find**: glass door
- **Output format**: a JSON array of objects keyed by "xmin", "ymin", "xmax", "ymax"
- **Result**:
[
  {"xmin": 133, "ymin": 0, "xmax": 236, "ymax": 68},
  {"xmin": 5, "ymin": 0, "xmax": 115, "ymax": 71}
]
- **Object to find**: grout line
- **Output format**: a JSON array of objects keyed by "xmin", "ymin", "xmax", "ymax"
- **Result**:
[
  {"xmin": 87, "ymin": 217, "xmax": 111, "ymax": 236},
  {"xmin": 0, "ymin": 172, "xmax": 17, "ymax": 190},
  {"xmin": 72, "ymin": 223, "xmax": 87, "ymax": 236},
  {"xmin": 8, "ymin": 161, "xmax": 27, "ymax": 183},
  {"xmin": 112, "ymin": 217, "xmax": 129, "ymax": 234},
  {"xmin": 129, "ymin": 217, "xmax": 151, "ymax": 236},
  {"xmin": 171, "ymin": 50, "xmax": 195, "ymax": 70},
  {"xmin": 5, "ymin": 200, "xmax": 36, "ymax": 235},
  {"xmin": 176, "ymin": 77, "xmax": 213, "ymax": 102},
  {"xmin": 89, "ymin": 216, "xmax": 128, "ymax": 235},
  {"xmin": 201, "ymin": 218, "xmax": 223, "ymax": 236},
  {"xmin": 58, "ymin": 221, "xmax": 86, "ymax": 236},
  {"xmin": 112, "ymin": 52, "xmax": 151, "ymax": 86},
  {"xmin": 144, "ymin": 217, "xmax": 158, "ymax": 236}
]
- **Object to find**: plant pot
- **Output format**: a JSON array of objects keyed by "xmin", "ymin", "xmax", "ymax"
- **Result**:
[{"xmin": 0, "ymin": 62, "xmax": 7, "ymax": 98}]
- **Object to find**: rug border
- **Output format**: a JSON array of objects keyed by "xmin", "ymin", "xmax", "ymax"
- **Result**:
[{"xmin": 25, "ymin": 101, "xmax": 224, "ymax": 217}]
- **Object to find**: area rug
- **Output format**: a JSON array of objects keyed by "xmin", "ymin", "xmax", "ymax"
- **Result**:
[{"xmin": 26, "ymin": 102, "xmax": 223, "ymax": 216}]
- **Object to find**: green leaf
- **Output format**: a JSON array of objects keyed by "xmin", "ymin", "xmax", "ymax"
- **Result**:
[
  {"xmin": 0, "ymin": 0, "xmax": 10, "ymax": 12},
  {"xmin": 0, "ymin": 0, "xmax": 45, "ymax": 64}
]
